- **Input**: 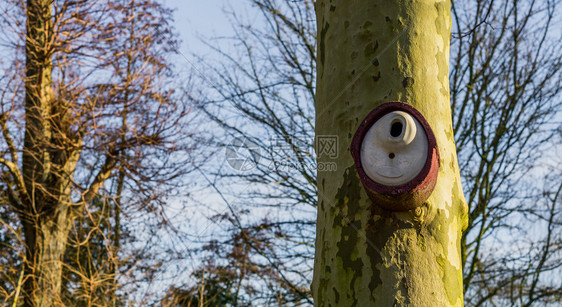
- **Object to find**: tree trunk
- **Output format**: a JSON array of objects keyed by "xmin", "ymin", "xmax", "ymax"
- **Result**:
[
  {"xmin": 23, "ymin": 208, "xmax": 72, "ymax": 306},
  {"xmin": 22, "ymin": 1, "xmax": 74, "ymax": 305},
  {"xmin": 313, "ymin": 0, "xmax": 468, "ymax": 306}
]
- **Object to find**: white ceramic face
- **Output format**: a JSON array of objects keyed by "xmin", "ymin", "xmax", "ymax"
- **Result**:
[{"xmin": 360, "ymin": 111, "xmax": 428, "ymax": 186}]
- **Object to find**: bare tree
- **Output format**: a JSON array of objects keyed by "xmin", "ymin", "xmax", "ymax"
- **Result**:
[
  {"xmin": 450, "ymin": 0, "xmax": 562, "ymax": 305},
  {"xmin": 163, "ymin": 219, "xmax": 307, "ymax": 306},
  {"xmin": 0, "ymin": 0, "xmax": 193, "ymax": 305},
  {"xmin": 190, "ymin": 0, "xmax": 317, "ymax": 305}
]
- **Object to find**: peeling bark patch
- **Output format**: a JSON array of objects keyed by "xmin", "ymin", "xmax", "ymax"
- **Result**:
[
  {"xmin": 333, "ymin": 167, "xmax": 363, "ymax": 303},
  {"xmin": 436, "ymin": 255, "xmax": 463, "ymax": 305},
  {"xmin": 448, "ymin": 217, "xmax": 461, "ymax": 270},
  {"xmin": 434, "ymin": 2, "xmax": 448, "ymax": 34},
  {"xmin": 364, "ymin": 209, "xmax": 387, "ymax": 299},
  {"xmin": 431, "ymin": 206, "xmax": 464, "ymax": 305},
  {"xmin": 334, "ymin": 167, "xmax": 362, "ymax": 216},
  {"xmin": 402, "ymin": 77, "xmax": 414, "ymax": 88},
  {"xmin": 372, "ymin": 72, "xmax": 381, "ymax": 82},
  {"xmin": 364, "ymin": 42, "xmax": 376, "ymax": 57},
  {"xmin": 401, "ymin": 276, "xmax": 412, "ymax": 305},
  {"xmin": 320, "ymin": 22, "xmax": 330, "ymax": 66},
  {"xmin": 415, "ymin": 225, "xmax": 426, "ymax": 251}
]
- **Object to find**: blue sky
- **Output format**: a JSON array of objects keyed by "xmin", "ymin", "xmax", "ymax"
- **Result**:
[{"xmin": 166, "ymin": 0, "xmax": 251, "ymax": 55}]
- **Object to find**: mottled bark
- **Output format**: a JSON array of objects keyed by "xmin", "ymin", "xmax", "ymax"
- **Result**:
[{"xmin": 313, "ymin": 0, "xmax": 468, "ymax": 306}]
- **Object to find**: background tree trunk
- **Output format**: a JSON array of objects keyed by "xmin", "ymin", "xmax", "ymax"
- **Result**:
[
  {"xmin": 0, "ymin": 0, "xmax": 190, "ymax": 304},
  {"xmin": 22, "ymin": 1, "xmax": 74, "ymax": 305},
  {"xmin": 23, "ymin": 209, "xmax": 72, "ymax": 306},
  {"xmin": 313, "ymin": 0, "xmax": 468, "ymax": 305}
]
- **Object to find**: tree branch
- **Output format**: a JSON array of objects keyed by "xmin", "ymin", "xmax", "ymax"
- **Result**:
[
  {"xmin": 77, "ymin": 153, "xmax": 117, "ymax": 206},
  {"xmin": 0, "ymin": 157, "xmax": 28, "ymax": 207}
]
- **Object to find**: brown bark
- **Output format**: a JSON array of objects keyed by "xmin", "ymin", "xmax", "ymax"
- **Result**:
[
  {"xmin": 0, "ymin": 0, "xmax": 182, "ymax": 304},
  {"xmin": 21, "ymin": 1, "xmax": 77, "ymax": 305},
  {"xmin": 22, "ymin": 208, "xmax": 72, "ymax": 306}
]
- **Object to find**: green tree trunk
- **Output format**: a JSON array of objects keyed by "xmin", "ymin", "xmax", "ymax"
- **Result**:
[{"xmin": 313, "ymin": 0, "xmax": 468, "ymax": 306}]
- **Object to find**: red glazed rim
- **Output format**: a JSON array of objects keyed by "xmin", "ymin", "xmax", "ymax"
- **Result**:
[{"xmin": 350, "ymin": 101, "xmax": 440, "ymax": 211}]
